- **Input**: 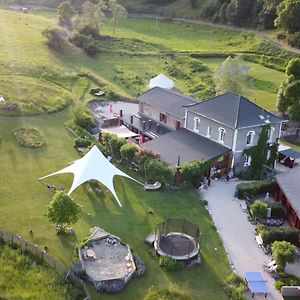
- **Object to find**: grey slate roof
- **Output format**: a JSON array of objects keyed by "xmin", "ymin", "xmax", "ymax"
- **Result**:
[
  {"xmin": 142, "ymin": 128, "xmax": 230, "ymax": 166},
  {"xmin": 137, "ymin": 87, "xmax": 196, "ymax": 120},
  {"xmin": 276, "ymin": 167, "xmax": 300, "ymax": 217},
  {"xmin": 187, "ymin": 92, "xmax": 283, "ymax": 129}
]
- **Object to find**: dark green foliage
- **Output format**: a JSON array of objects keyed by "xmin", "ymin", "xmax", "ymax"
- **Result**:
[
  {"xmin": 236, "ymin": 180, "xmax": 275, "ymax": 198},
  {"xmin": 102, "ymin": 132, "xmax": 126, "ymax": 158},
  {"xmin": 223, "ymin": 273, "xmax": 247, "ymax": 300},
  {"xmin": 287, "ymin": 32, "xmax": 300, "ymax": 48},
  {"xmin": 136, "ymin": 149, "xmax": 159, "ymax": 175},
  {"xmin": 277, "ymin": 58, "xmax": 300, "ymax": 120},
  {"xmin": 181, "ymin": 160, "xmax": 208, "ymax": 188},
  {"xmin": 70, "ymin": 33, "xmax": 100, "ymax": 56},
  {"xmin": 257, "ymin": 225, "xmax": 300, "ymax": 246},
  {"xmin": 244, "ymin": 124, "xmax": 278, "ymax": 179},
  {"xmin": 275, "ymin": 0, "xmax": 300, "ymax": 34},
  {"xmin": 146, "ymin": 159, "xmax": 175, "ymax": 185},
  {"xmin": 271, "ymin": 202, "xmax": 286, "ymax": 219},
  {"xmin": 274, "ymin": 273, "xmax": 300, "ymax": 290},
  {"xmin": 78, "ymin": 24, "xmax": 101, "ymax": 40},
  {"xmin": 73, "ymin": 137, "xmax": 92, "ymax": 148},
  {"xmin": 250, "ymin": 201, "xmax": 269, "ymax": 219},
  {"xmin": 158, "ymin": 256, "xmax": 185, "ymax": 271},
  {"xmin": 72, "ymin": 104, "xmax": 95, "ymax": 131},
  {"xmin": 143, "ymin": 285, "xmax": 192, "ymax": 300},
  {"xmin": 42, "ymin": 28, "xmax": 66, "ymax": 51},
  {"xmin": 45, "ymin": 191, "xmax": 81, "ymax": 228},
  {"xmin": 272, "ymin": 241, "xmax": 296, "ymax": 270},
  {"xmin": 189, "ymin": 60, "xmax": 208, "ymax": 73},
  {"xmin": 120, "ymin": 143, "xmax": 138, "ymax": 165}
]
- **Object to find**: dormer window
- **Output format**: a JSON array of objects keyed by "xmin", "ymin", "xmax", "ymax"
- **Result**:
[
  {"xmin": 207, "ymin": 126, "xmax": 211, "ymax": 138},
  {"xmin": 193, "ymin": 117, "xmax": 200, "ymax": 132},
  {"xmin": 268, "ymin": 127, "xmax": 275, "ymax": 143},
  {"xmin": 246, "ymin": 131, "xmax": 255, "ymax": 146},
  {"xmin": 218, "ymin": 128, "xmax": 226, "ymax": 144}
]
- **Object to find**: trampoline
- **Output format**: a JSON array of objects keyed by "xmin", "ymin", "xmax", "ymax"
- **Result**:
[{"xmin": 154, "ymin": 219, "xmax": 200, "ymax": 260}]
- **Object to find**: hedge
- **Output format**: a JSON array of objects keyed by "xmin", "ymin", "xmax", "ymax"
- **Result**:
[
  {"xmin": 256, "ymin": 225, "xmax": 300, "ymax": 246},
  {"xmin": 236, "ymin": 181, "xmax": 275, "ymax": 199}
]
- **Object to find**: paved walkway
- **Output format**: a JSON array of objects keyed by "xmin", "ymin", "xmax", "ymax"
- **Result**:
[{"xmin": 202, "ymin": 180, "xmax": 281, "ymax": 300}]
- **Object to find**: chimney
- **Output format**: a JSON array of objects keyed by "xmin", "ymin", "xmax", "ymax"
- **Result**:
[
  {"xmin": 130, "ymin": 115, "xmax": 134, "ymax": 124},
  {"xmin": 156, "ymin": 123, "xmax": 160, "ymax": 133},
  {"xmin": 119, "ymin": 109, "xmax": 123, "ymax": 118},
  {"xmin": 142, "ymin": 120, "xmax": 146, "ymax": 131},
  {"xmin": 148, "ymin": 119, "xmax": 152, "ymax": 129}
]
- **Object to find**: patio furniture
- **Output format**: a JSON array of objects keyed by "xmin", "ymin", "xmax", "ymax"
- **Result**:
[
  {"xmin": 263, "ymin": 264, "xmax": 277, "ymax": 273},
  {"xmin": 240, "ymin": 200, "xmax": 248, "ymax": 212},
  {"xmin": 144, "ymin": 181, "xmax": 162, "ymax": 191},
  {"xmin": 263, "ymin": 259, "xmax": 276, "ymax": 268},
  {"xmin": 255, "ymin": 235, "xmax": 263, "ymax": 248}
]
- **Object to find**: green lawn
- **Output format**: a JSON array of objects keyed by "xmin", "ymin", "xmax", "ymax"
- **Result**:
[{"xmin": 0, "ymin": 110, "xmax": 231, "ymax": 300}]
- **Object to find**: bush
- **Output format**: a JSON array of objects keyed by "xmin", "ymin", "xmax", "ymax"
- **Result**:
[
  {"xmin": 42, "ymin": 28, "xmax": 66, "ymax": 52},
  {"xmin": 275, "ymin": 273, "xmax": 300, "ymax": 290},
  {"xmin": 89, "ymin": 88, "xmax": 101, "ymax": 95},
  {"xmin": 223, "ymin": 273, "xmax": 247, "ymax": 300},
  {"xmin": 146, "ymin": 159, "xmax": 175, "ymax": 185},
  {"xmin": 250, "ymin": 201, "xmax": 269, "ymax": 219},
  {"xmin": 120, "ymin": 144, "xmax": 138, "ymax": 165},
  {"xmin": 236, "ymin": 181, "xmax": 275, "ymax": 198},
  {"xmin": 78, "ymin": 25, "xmax": 101, "ymax": 40},
  {"xmin": 272, "ymin": 241, "xmax": 296, "ymax": 270},
  {"xmin": 287, "ymin": 32, "xmax": 300, "ymax": 49},
  {"xmin": 73, "ymin": 137, "xmax": 92, "ymax": 148},
  {"xmin": 181, "ymin": 160, "xmax": 208, "ymax": 188},
  {"xmin": 257, "ymin": 225, "xmax": 300, "ymax": 246},
  {"xmin": 72, "ymin": 105, "xmax": 95, "ymax": 131},
  {"xmin": 13, "ymin": 128, "xmax": 46, "ymax": 148},
  {"xmin": 158, "ymin": 256, "xmax": 185, "ymax": 271},
  {"xmin": 70, "ymin": 33, "xmax": 99, "ymax": 56},
  {"xmin": 271, "ymin": 203, "xmax": 286, "ymax": 219},
  {"xmin": 102, "ymin": 133, "xmax": 125, "ymax": 158}
]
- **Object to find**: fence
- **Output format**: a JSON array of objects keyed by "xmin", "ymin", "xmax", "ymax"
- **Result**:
[{"xmin": 0, "ymin": 230, "xmax": 90, "ymax": 300}]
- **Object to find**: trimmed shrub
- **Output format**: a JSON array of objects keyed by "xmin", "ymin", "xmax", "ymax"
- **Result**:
[
  {"xmin": 257, "ymin": 225, "xmax": 300, "ymax": 246},
  {"xmin": 146, "ymin": 159, "xmax": 175, "ymax": 185},
  {"xmin": 158, "ymin": 256, "xmax": 185, "ymax": 271},
  {"xmin": 73, "ymin": 137, "xmax": 92, "ymax": 148},
  {"xmin": 120, "ymin": 144, "xmax": 138, "ymax": 165},
  {"xmin": 72, "ymin": 105, "xmax": 95, "ymax": 131},
  {"xmin": 250, "ymin": 201, "xmax": 268, "ymax": 219},
  {"xmin": 271, "ymin": 203, "xmax": 286, "ymax": 219},
  {"xmin": 102, "ymin": 133, "xmax": 126, "ymax": 159},
  {"xmin": 236, "ymin": 181, "xmax": 275, "ymax": 199}
]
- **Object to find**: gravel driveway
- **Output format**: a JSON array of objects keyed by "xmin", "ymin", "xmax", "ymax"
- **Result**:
[{"xmin": 202, "ymin": 180, "xmax": 282, "ymax": 300}]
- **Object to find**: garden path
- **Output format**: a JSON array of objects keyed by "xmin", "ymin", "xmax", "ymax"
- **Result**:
[{"xmin": 202, "ymin": 180, "xmax": 281, "ymax": 300}]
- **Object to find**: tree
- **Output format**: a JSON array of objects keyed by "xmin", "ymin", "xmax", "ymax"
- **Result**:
[
  {"xmin": 42, "ymin": 28, "xmax": 66, "ymax": 51},
  {"xmin": 120, "ymin": 143, "xmax": 138, "ymax": 165},
  {"xmin": 146, "ymin": 159, "xmax": 175, "ymax": 185},
  {"xmin": 102, "ymin": 133, "xmax": 125, "ymax": 158},
  {"xmin": 272, "ymin": 241, "xmax": 296, "ymax": 270},
  {"xmin": 181, "ymin": 160, "xmax": 208, "ymax": 187},
  {"xmin": 259, "ymin": 0, "xmax": 282, "ymax": 29},
  {"xmin": 250, "ymin": 201, "xmax": 268, "ymax": 219},
  {"xmin": 275, "ymin": 0, "xmax": 300, "ymax": 33},
  {"xmin": 58, "ymin": 2, "xmax": 75, "ymax": 30},
  {"xmin": 214, "ymin": 56, "xmax": 248, "ymax": 95},
  {"xmin": 81, "ymin": 0, "xmax": 105, "ymax": 33},
  {"xmin": 108, "ymin": 0, "xmax": 127, "ymax": 34},
  {"xmin": 277, "ymin": 58, "xmax": 300, "ymax": 120},
  {"xmin": 244, "ymin": 124, "xmax": 278, "ymax": 179},
  {"xmin": 45, "ymin": 192, "xmax": 81, "ymax": 231}
]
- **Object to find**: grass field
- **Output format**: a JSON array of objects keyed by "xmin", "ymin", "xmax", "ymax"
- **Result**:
[
  {"xmin": 0, "ymin": 242, "xmax": 84, "ymax": 299},
  {"xmin": 0, "ymin": 8, "xmax": 288, "ymax": 111},
  {"xmin": 0, "ymin": 110, "xmax": 231, "ymax": 300}
]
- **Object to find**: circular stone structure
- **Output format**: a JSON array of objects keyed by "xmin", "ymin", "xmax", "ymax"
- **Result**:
[{"xmin": 154, "ymin": 219, "xmax": 200, "ymax": 261}]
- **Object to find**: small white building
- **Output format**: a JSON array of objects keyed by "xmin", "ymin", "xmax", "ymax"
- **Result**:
[{"xmin": 149, "ymin": 73, "xmax": 174, "ymax": 90}]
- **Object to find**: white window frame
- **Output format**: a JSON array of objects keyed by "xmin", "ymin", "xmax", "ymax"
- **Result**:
[
  {"xmin": 193, "ymin": 117, "xmax": 200, "ymax": 133},
  {"xmin": 246, "ymin": 131, "xmax": 255, "ymax": 147},
  {"xmin": 268, "ymin": 127, "xmax": 275, "ymax": 143},
  {"xmin": 207, "ymin": 126, "xmax": 211, "ymax": 138},
  {"xmin": 218, "ymin": 127, "xmax": 226, "ymax": 144},
  {"xmin": 244, "ymin": 154, "xmax": 252, "ymax": 167}
]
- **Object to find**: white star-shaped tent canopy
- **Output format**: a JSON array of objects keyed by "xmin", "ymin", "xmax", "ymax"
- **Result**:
[{"xmin": 39, "ymin": 145, "xmax": 142, "ymax": 207}]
